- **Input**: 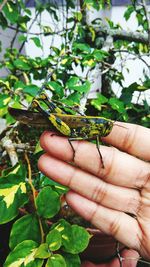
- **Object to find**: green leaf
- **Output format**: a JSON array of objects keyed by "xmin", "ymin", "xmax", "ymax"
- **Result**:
[
  {"xmin": 46, "ymin": 229, "xmax": 62, "ymax": 251},
  {"xmin": 4, "ymin": 240, "xmax": 43, "ymax": 267},
  {"xmin": 64, "ymin": 92, "xmax": 81, "ymax": 105},
  {"xmin": 46, "ymin": 81, "xmax": 64, "ymax": 98},
  {"xmin": 82, "ymin": 55, "xmax": 96, "ymax": 67},
  {"xmin": 66, "ymin": 76, "xmax": 80, "ymax": 89},
  {"xmin": 39, "ymin": 175, "xmax": 68, "ymax": 195},
  {"xmin": 9, "ymin": 214, "xmax": 41, "ymax": 250},
  {"xmin": 36, "ymin": 186, "xmax": 61, "ymax": 218},
  {"xmin": 62, "ymin": 252, "xmax": 80, "ymax": 267},
  {"xmin": 91, "ymin": 93, "xmax": 108, "ymax": 111},
  {"xmin": 92, "ymin": 49, "xmax": 109, "ymax": 61},
  {"xmin": 43, "ymin": 26, "xmax": 53, "ymax": 36},
  {"xmin": 73, "ymin": 11, "xmax": 82, "ymax": 21},
  {"xmin": 30, "ymin": 37, "xmax": 42, "ymax": 48},
  {"xmin": 124, "ymin": 5, "xmax": 134, "ymax": 21},
  {"xmin": 14, "ymin": 58, "xmax": 31, "ymax": 71},
  {"xmin": 66, "ymin": 78, "xmax": 91, "ymax": 93},
  {"xmin": 73, "ymin": 42, "xmax": 91, "ymax": 53},
  {"xmin": 0, "ymin": 164, "xmax": 28, "ymax": 224},
  {"xmin": 52, "ymin": 219, "xmax": 90, "ymax": 254},
  {"xmin": 18, "ymin": 35, "xmax": 27, "ymax": 43},
  {"xmin": 2, "ymin": 2, "xmax": 19, "ymax": 23},
  {"xmin": 64, "ymin": 225, "xmax": 91, "ymax": 254},
  {"xmin": 108, "ymin": 98, "xmax": 125, "ymax": 113},
  {"xmin": 35, "ymin": 243, "xmax": 50, "ymax": 259},
  {"xmin": 0, "ymin": 12, "xmax": 8, "ymax": 29},
  {"xmin": 0, "ymin": 94, "xmax": 11, "ymax": 108},
  {"xmin": 23, "ymin": 84, "xmax": 39, "ymax": 97},
  {"xmin": 46, "ymin": 254, "xmax": 66, "ymax": 267}
]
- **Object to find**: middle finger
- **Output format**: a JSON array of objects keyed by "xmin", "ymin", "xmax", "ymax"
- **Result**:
[{"xmin": 38, "ymin": 153, "xmax": 140, "ymax": 215}]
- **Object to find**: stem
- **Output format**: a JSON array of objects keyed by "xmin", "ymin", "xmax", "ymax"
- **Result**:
[
  {"xmin": 24, "ymin": 152, "xmax": 36, "ymax": 203},
  {"xmin": 24, "ymin": 152, "xmax": 45, "ymax": 243},
  {"xmin": 0, "ymin": 0, "xmax": 7, "ymax": 12},
  {"xmin": 141, "ymin": 0, "xmax": 150, "ymax": 46}
]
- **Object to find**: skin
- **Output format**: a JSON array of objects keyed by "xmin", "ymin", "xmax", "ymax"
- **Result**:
[{"xmin": 38, "ymin": 122, "xmax": 150, "ymax": 266}]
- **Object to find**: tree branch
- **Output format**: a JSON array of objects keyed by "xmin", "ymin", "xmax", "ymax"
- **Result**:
[{"xmin": 94, "ymin": 25, "xmax": 149, "ymax": 45}]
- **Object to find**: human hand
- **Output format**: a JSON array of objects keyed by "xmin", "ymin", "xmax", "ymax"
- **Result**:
[
  {"xmin": 81, "ymin": 249, "xmax": 139, "ymax": 267},
  {"xmin": 38, "ymin": 122, "xmax": 150, "ymax": 261}
]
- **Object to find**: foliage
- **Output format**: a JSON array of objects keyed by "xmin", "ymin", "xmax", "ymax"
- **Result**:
[{"xmin": 0, "ymin": 0, "xmax": 149, "ymax": 266}]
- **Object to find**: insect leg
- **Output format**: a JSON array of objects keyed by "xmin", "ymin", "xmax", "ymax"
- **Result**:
[
  {"xmin": 68, "ymin": 137, "xmax": 86, "ymax": 161},
  {"xmin": 96, "ymin": 135, "xmax": 104, "ymax": 168}
]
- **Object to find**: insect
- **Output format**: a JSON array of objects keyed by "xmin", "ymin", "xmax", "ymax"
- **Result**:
[{"xmin": 9, "ymin": 93, "xmax": 114, "ymax": 167}]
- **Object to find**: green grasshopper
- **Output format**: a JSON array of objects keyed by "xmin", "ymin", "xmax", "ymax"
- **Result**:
[{"xmin": 9, "ymin": 94, "xmax": 114, "ymax": 167}]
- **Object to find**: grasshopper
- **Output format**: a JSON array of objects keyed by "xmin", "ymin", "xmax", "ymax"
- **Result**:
[{"xmin": 9, "ymin": 94, "xmax": 114, "ymax": 167}]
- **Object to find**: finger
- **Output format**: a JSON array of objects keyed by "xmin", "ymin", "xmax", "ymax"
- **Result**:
[
  {"xmin": 103, "ymin": 122, "xmax": 150, "ymax": 161},
  {"xmin": 38, "ymin": 154, "xmax": 140, "ymax": 215},
  {"xmin": 65, "ymin": 191, "xmax": 142, "ymax": 255},
  {"xmin": 39, "ymin": 132, "xmax": 150, "ymax": 189}
]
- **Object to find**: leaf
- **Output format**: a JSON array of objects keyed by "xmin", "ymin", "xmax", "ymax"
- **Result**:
[
  {"xmin": 124, "ymin": 5, "xmax": 134, "ymax": 21},
  {"xmin": 9, "ymin": 214, "xmax": 41, "ymax": 250},
  {"xmin": 18, "ymin": 35, "xmax": 27, "ymax": 43},
  {"xmin": 73, "ymin": 11, "xmax": 82, "ymax": 22},
  {"xmin": 73, "ymin": 42, "xmax": 91, "ymax": 53},
  {"xmin": 108, "ymin": 98, "xmax": 125, "ymax": 113},
  {"xmin": 36, "ymin": 186, "xmax": 61, "ymax": 218},
  {"xmin": 30, "ymin": 37, "xmax": 42, "ymax": 48},
  {"xmin": 46, "ymin": 254, "xmax": 66, "ymax": 267},
  {"xmin": 66, "ymin": 78, "xmax": 91, "ymax": 93},
  {"xmin": 66, "ymin": 76, "xmax": 80, "ymax": 89},
  {"xmin": 23, "ymin": 84, "xmax": 39, "ymax": 97},
  {"xmin": 2, "ymin": 2, "xmax": 19, "ymax": 23},
  {"xmin": 0, "ymin": 94, "xmax": 11, "ymax": 108},
  {"xmin": 82, "ymin": 55, "xmax": 95, "ymax": 67},
  {"xmin": 4, "ymin": 240, "xmax": 43, "ymax": 267},
  {"xmin": 39, "ymin": 174, "xmax": 68, "ymax": 195},
  {"xmin": 35, "ymin": 243, "xmax": 50, "ymax": 259},
  {"xmin": 63, "ymin": 224, "xmax": 91, "ymax": 254},
  {"xmin": 46, "ymin": 81, "xmax": 64, "ymax": 98},
  {"xmin": 92, "ymin": 49, "xmax": 109, "ymax": 61},
  {"xmin": 0, "ymin": 164, "xmax": 28, "ymax": 224},
  {"xmin": 52, "ymin": 219, "xmax": 90, "ymax": 254},
  {"xmin": 91, "ymin": 93, "xmax": 108, "ymax": 111},
  {"xmin": 0, "ymin": 12, "xmax": 8, "ymax": 29},
  {"xmin": 14, "ymin": 58, "xmax": 31, "ymax": 71},
  {"xmin": 62, "ymin": 252, "xmax": 80, "ymax": 267},
  {"xmin": 46, "ymin": 229, "xmax": 62, "ymax": 251}
]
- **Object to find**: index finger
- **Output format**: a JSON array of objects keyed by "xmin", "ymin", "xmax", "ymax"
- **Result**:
[{"xmin": 103, "ymin": 122, "xmax": 150, "ymax": 161}]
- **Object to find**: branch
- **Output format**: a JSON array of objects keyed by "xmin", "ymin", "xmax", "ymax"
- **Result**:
[
  {"xmin": 94, "ymin": 25, "xmax": 149, "ymax": 45},
  {"xmin": 140, "ymin": 0, "xmax": 150, "ymax": 45},
  {"xmin": 0, "ymin": 0, "xmax": 7, "ymax": 12}
]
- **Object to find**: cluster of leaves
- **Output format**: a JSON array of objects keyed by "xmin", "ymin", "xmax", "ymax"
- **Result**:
[
  {"xmin": 0, "ymin": 0, "xmax": 149, "ymax": 265},
  {"xmin": 0, "ymin": 163, "xmax": 90, "ymax": 266}
]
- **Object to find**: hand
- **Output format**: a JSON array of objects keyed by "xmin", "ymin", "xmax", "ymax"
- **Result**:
[
  {"xmin": 38, "ymin": 122, "xmax": 150, "ymax": 262},
  {"xmin": 81, "ymin": 249, "xmax": 139, "ymax": 267}
]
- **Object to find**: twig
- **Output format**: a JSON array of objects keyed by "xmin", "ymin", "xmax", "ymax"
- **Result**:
[
  {"xmin": 1, "ymin": 137, "xmax": 18, "ymax": 166},
  {"xmin": 141, "ymin": 0, "xmax": 150, "ymax": 45},
  {"xmin": 0, "ymin": 0, "xmax": 7, "ymax": 12},
  {"xmin": 24, "ymin": 152, "xmax": 45, "ymax": 243}
]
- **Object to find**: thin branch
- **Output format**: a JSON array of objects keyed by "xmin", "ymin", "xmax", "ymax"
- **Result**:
[
  {"xmin": 141, "ymin": 0, "xmax": 150, "ymax": 45},
  {"xmin": 24, "ymin": 152, "xmax": 45, "ymax": 243},
  {"xmin": 1, "ymin": 137, "xmax": 18, "ymax": 166},
  {"xmin": 0, "ymin": 0, "xmax": 7, "ymax": 12},
  {"xmin": 94, "ymin": 24, "xmax": 149, "ymax": 45}
]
